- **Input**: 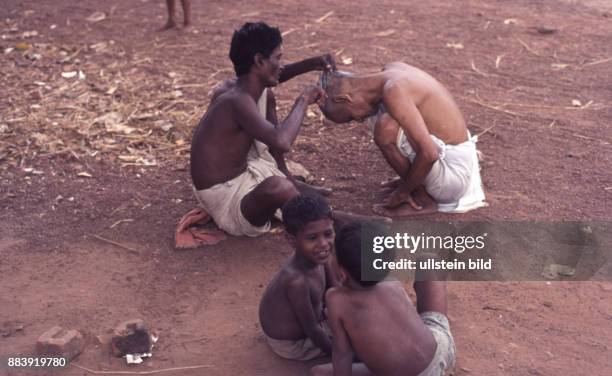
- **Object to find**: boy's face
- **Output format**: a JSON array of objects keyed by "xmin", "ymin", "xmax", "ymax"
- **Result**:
[{"xmin": 293, "ymin": 218, "xmax": 335, "ymax": 265}]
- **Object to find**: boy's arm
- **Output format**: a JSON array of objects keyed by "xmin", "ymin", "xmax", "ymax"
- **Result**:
[
  {"xmin": 279, "ymin": 54, "xmax": 336, "ymax": 83},
  {"xmin": 286, "ymin": 276, "xmax": 332, "ymax": 354},
  {"xmin": 382, "ymin": 85, "xmax": 439, "ymax": 209},
  {"xmin": 326, "ymin": 289, "xmax": 354, "ymax": 376}
]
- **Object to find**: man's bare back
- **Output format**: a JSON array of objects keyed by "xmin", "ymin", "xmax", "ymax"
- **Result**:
[
  {"xmin": 326, "ymin": 281, "xmax": 436, "ymax": 376},
  {"xmin": 380, "ymin": 62, "xmax": 468, "ymax": 145}
]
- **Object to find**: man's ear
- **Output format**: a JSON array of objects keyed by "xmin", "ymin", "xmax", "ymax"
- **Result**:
[
  {"xmin": 254, "ymin": 53, "xmax": 266, "ymax": 68},
  {"xmin": 332, "ymin": 94, "xmax": 353, "ymax": 104}
]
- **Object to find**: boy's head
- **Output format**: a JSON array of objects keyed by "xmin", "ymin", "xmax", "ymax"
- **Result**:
[
  {"xmin": 282, "ymin": 195, "xmax": 334, "ymax": 265},
  {"xmin": 335, "ymin": 222, "xmax": 392, "ymax": 287},
  {"xmin": 229, "ymin": 22, "xmax": 283, "ymax": 84}
]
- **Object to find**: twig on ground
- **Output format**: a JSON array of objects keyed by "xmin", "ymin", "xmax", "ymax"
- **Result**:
[
  {"xmin": 110, "ymin": 219, "xmax": 134, "ymax": 229},
  {"xmin": 470, "ymin": 59, "xmax": 489, "ymax": 77},
  {"xmin": 71, "ymin": 363, "xmax": 211, "ymax": 374},
  {"xmin": 92, "ymin": 234, "xmax": 140, "ymax": 255},
  {"xmin": 580, "ymin": 57, "xmax": 612, "ymax": 68},
  {"xmin": 466, "ymin": 98, "xmax": 519, "ymax": 117},
  {"xmin": 315, "ymin": 11, "xmax": 334, "ymax": 23},
  {"xmin": 476, "ymin": 124, "xmax": 498, "ymax": 137},
  {"xmin": 572, "ymin": 134, "xmax": 609, "ymax": 144},
  {"xmin": 515, "ymin": 37, "xmax": 542, "ymax": 57}
]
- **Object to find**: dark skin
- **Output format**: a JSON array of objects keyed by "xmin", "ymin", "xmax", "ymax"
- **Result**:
[
  {"xmin": 190, "ymin": 46, "xmax": 329, "ymax": 227},
  {"xmin": 208, "ymin": 55, "xmax": 336, "ymax": 197},
  {"xmin": 310, "ymin": 260, "xmax": 448, "ymax": 376},
  {"xmin": 159, "ymin": 0, "xmax": 191, "ymax": 31},
  {"xmin": 259, "ymin": 218, "xmax": 338, "ymax": 354}
]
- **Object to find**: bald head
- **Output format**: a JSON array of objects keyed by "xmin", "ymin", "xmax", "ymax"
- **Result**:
[{"xmin": 318, "ymin": 70, "xmax": 378, "ymax": 124}]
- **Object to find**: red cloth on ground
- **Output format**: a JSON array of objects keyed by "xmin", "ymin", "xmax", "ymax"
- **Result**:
[{"xmin": 175, "ymin": 208, "xmax": 226, "ymax": 249}]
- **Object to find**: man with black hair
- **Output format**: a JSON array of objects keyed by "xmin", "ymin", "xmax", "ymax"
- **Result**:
[
  {"xmin": 259, "ymin": 194, "xmax": 337, "ymax": 360},
  {"xmin": 190, "ymin": 22, "xmax": 332, "ymax": 237},
  {"xmin": 311, "ymin": 223, "xmax": 456, "ymax": 376}
]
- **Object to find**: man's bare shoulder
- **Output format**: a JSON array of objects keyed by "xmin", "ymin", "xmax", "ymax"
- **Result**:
[{"xmin": 382, "ymin": 61, "xmax": 414, "ymax": 72}]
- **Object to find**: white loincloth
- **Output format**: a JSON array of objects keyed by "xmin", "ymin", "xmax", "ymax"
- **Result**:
[{"xmin": 365, "ymin": 107, "xmax": 487, "ymax": 213}]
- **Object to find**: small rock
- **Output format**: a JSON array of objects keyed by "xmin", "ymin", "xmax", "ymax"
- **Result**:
[
  {"xmin": 286, "ymin": 160, "xmax": 314, "ymax": 183},
  {"xmin": 536, "ymin": 26, "xmax": 557, "ymax": 35},
  {"xmin": 111, "ymin": 319, "xmax": 152, "ymax": 357},
  {"xmin": 36, "ymin": 326, "xmax": 84, "ymax": 360},
  {"xmin": 599, "ymin": 284, "xmax": 612, "ymax": 292}
]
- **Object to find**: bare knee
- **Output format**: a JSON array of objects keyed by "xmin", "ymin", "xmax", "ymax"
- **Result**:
[
  {"xmin": 373, "ymin": 114, "xmax": 399, "ymax": 149},
  {"xmin": 310, "ymin": 365, "xmax": 332, "ymax": 376},
  {"xmin": 261, "ymin": 176, "xmax": 299, "ymax": 205}
]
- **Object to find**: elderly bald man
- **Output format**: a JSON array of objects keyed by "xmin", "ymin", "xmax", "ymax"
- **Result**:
[{"xmin": 319, "ymin": 62, "xmax": 486, "ymax": 215}]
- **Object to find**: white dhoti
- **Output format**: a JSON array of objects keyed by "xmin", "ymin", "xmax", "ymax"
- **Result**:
[
  {"xmin": 365, "ymin": 107, "xmax": 487, "ymax": 213},
  {"xmin": 396, "ymin": 128, "xmax": 487, "ymax": 213}
]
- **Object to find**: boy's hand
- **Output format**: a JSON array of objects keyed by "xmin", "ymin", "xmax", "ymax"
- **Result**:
[{"xmin": 302, "ymin": 86, "xmax": 327, "ymax": 106}]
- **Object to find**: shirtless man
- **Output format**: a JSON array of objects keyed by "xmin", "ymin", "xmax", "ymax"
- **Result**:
[
  {"xmin": 310, "ymin": 223, "xmax": 456, "ymax": 376},
  {"xmin": 319, "ymin": 63, "xmax": 486, "ymax": 215},
  {"xmin": 190, "ymin": 22, "xmax": 329, "ymax": 237}
]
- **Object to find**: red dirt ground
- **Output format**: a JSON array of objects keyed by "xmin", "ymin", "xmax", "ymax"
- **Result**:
[{"xmin": 1, "ymin": 0, "xmax": 611, "ymax": 375}]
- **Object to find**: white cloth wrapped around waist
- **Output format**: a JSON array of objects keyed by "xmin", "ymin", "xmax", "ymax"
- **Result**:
[{"xmin": 365, "ymin": 106, "xmax": 487, "ymax": 213}]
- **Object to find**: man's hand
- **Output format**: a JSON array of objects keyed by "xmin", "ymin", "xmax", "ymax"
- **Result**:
[
  {"xmin": 384, "ymin": 186, "xmax": 423, "ymax": 210},
  {"xmin": 301, "ymin": 86, "xmax": 327, "ymax": 106},
  {"xmin": 313, "ymin": 53, "xmax": 337, "ymax": 71}
]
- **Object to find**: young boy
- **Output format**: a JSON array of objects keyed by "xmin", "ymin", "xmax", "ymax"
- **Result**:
[
  {"xmin": 259, "ymin": 194, "xmax": 337, "ymax": 360},
  {"xmin": 159, "ymin": 0, "xmax": 191, "ymax": 31},
  {"xmin": 311, "ymin": 223, "xmax": 456, "ymax": 376}
]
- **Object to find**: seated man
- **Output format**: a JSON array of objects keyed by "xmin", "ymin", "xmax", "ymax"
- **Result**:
[
  {"xmin": 311, "ymin": 223, "xmax": 456, "ymax": 376},
  {"xmin": 208, "ymin": 56, "xmax": 336, "ymax": 197},
  {"xmin": 259, "ymin": 194, "xmax": 337, "ymax": 360},
  {"xmin": 319, "ymin": 63, "xmax": 487, "ymax": 215},
  {"xmin": 190, "ymin": 22, "xmax": 328, "ymax": 237}
]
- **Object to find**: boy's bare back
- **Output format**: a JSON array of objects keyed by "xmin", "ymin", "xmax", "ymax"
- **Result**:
[
  {"xmin": 327, "ymin": 280, "xmax": 436, "ymax": 376},
  {"xmin": 259, "ymin": 260, "xmax": 327, "ymax": 340}
]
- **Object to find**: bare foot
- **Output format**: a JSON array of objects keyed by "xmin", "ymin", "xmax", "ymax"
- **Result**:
[
  {"xmin": 158, "ymin": 20, "xmax": 177, "ymax": 31},
  {"xmin": 372, "ymin": 202, "xmax": 438, "ymax": 217},
  {"xmin": 375, "ymin": 178, "xmax": 402, "ymax": 200},
  {"xmin": 293, "ymin": 179, "xmax": 333, "ymax": 197}
]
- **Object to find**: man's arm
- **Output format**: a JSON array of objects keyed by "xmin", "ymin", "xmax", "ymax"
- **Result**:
[
  {"xmin": 279, "ymin": 54, "xmax": 336, "ymax": 83},
  {"xmin": 286, "ymin": 276, "xmax": 332, "ymax": 354},
  {"xmin": 265, "ymin": 89, "xmax": 292, "ymax": 176},
  {"xmin": 326, "ymin": 289, "xmax": 354, "ymax": 376},
  {"xmin": 382, "ymin": 84, "xmax": 439, "ymax": 208},
  {"xmin": 234, "ymin": 86, "xmax": 324, "ymax": 153}
]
